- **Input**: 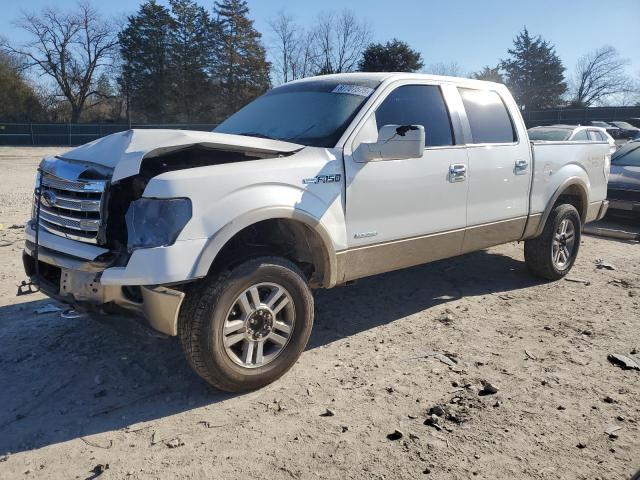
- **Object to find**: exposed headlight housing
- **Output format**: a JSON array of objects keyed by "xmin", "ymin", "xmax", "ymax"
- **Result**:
[{"xmin": 125, "ymin": 198, "xmax": 192, "ymax": 250}]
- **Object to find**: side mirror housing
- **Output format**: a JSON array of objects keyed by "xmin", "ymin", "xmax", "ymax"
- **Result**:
[{"xmin": 358, "ymin": 124, "xmax": 425, "ymax": 161}]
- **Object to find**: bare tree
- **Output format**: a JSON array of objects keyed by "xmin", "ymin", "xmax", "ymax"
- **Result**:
[
  {"xmin": 269, "ymin": 11, "xmax": 298, "ymax": 84},
  {"xmin": 570, "ymin": 46, "xmax": 631, "ymax": 107},
  {"xmin": 312, "ymin": 10, "xmax": 371, "ymax": 74},
  {"xmin": 426, "ymin": 62, "xmax": 466, "ymax": 78},
  {"xmin": 1, "ymin": 2, "xmax": 118, "ymax": 122}
]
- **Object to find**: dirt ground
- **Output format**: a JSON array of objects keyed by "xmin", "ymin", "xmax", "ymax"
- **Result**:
[{"xmin": 0, "ymin": 147, "xmax": 638, "ymax": 480}]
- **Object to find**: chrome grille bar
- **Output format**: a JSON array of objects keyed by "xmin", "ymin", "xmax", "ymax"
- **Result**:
[{"xmin": 35, "ymin": 171, "xmax": 106, "ymax": 244}]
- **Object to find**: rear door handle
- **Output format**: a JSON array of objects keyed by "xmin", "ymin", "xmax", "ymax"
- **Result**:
[
  {"xmin": 449, "ymin": 164, "xmax": 467, "ymax": 182},
  {"xmin": 515, "ymin": 159, "xmax": 529, "ymax": 174}
]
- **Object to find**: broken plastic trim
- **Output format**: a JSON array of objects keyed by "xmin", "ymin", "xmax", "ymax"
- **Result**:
[{"xmin": 125, "ymin": 198, "xmax": 192, "ymax": 250}]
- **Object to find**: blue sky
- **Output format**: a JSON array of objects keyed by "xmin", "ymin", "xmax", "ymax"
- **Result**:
[{"xmin": 2, "ymin": 0, "xmax": 638, "ymax": 78}]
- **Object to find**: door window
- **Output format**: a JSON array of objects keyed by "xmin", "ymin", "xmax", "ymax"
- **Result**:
[
  {"xmin": 458, "ymin": 88, "xmax": 517, "ymax": 144},
  {"xmin": 572, "ymin": 130, "xmax": 589, "ymax": 141},
  {"xmin": 375, "ymin": 85, "xmax": 454, "ymax": 146}
]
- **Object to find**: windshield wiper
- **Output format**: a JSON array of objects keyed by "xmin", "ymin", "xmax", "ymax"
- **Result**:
[
  {"xmin": 236, "ymin": 132, "xmax": 276, "ymax": 140},
  {"xmin": 284, "ymin": 124, "xmax": 317, "ymax": 143}
]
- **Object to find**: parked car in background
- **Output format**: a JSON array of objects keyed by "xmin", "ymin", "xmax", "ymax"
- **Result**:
[
  {"xmin": 588, "ymin": 121, "xmax": 622, "ymax": 139},
  {"xmin": 626, "ymin": 118, "xmax": 640, "ymax": 129},
  {"xmin": 609, "ymin": 121, "xmax": 640, "ymax": 139},
  {"xmin": 607, "ymin": 140, "xmax": 640, "ymax": 215},
  {"xmin": 528, "ymin": 125, "xmax": 616, "ymax": 153}
]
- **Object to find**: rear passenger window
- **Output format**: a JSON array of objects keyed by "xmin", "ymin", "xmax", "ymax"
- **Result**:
[
  {"xmin": 589, "ymin": 130, "xmax": 604, "ymax": 141},
  {"xmin": 573, "ymin": 130, "xmax": 589, "ymax": 141},
  {"xmin": 375, "ymin": 85, "xmax": 454, "ymax": 146},
  {"xmin": 458, "ymin": 88, "xmax": 517, "ymax": 144}
]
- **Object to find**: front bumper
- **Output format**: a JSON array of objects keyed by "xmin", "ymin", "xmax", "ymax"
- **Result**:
[{"xmin": 23, "ymin": 221, "xmax": 193, "ymax": 336}]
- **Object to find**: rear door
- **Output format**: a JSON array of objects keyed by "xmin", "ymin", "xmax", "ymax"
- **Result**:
[{"xmin": 457, "ymin": 87, "xmax": 532, "ymax": 252}]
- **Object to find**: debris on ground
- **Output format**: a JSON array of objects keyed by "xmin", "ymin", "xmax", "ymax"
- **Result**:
[
  {"xmin": 436, "ymin": 312, "xmax": 454, "ymax": 325},
  {"xmin": 165, "ymin": 438, "xmax": 184, "ymax": 448},
  {"xmin": 412, "ymin": 351, "xmax": 458, "ymax": 367},
  {"xmin": 428, "ymin": 405, "xmax": 445, "ymax": 417},
  {"xmin": 386, "ymin": 429, "xmax": 403, "ymax": 441},
  {"xmin": 34, "ymin": 304, "xmax": 62, "ymax": 315},
  {"xmin": 424, "ymin": 415, "xmax": 441, "ymax": 430},
  {"xmin": 605, "ymin": 426, "xmax": 622, "ymax": 439},
  {"xmin": 576, "ymin": 442, "xmax": 587, "ymax": 449},
  {"xmin": 320, "ymin": 408, "xmax": 335, "ymax": 417},
  {"xmin": 524, "ymin": 350, "xmax": 537, "ymax": 360},
  {"xmin": 89, "ymin": 464, "xmax": 109, "ymax": 477},
  {"xmin": 479, "ymin": 381, "xmax": 499, "ymax": 396},
  {"xmin": 607, "ymin": 353, "xmax": 640, "ymax": 371},
  {"xmin": 595, "ymin": 259, "xmax": 616, "ymax": 271},
  {"xmin": 565, "ymin": 277, "xmax": 591, "ymax": 285}
]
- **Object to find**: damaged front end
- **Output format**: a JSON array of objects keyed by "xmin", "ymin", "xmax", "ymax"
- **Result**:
[{"xmin": 22, "ymin": 132, "xmax": 299, "ymax": 335}]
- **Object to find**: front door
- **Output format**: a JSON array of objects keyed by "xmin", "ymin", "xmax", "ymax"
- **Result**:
[{"xmin": 342, "ymin": 83, "xmax": 469, "ymax": 280}]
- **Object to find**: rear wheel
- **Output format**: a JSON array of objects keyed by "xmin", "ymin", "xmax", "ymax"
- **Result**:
[
  {"xmin": 524, "ymin": 204, "xmax": 581, "ymax": 280},
  {"xmin": 178, "ymin": 256, "xmax": 314, "ymax": 392}
]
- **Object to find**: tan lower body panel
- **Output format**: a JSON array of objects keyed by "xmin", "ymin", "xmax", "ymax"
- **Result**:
[
  {"xmin": 460, "ymin": 216, "xmax": 527, "ymax": 254},
  {"xmin": 337, "ymin": 228, "xmax": 465, "ymax": 283},
  {"xmin": 336, "ymin": 217, "xmax": 529, "ymax": 283}
]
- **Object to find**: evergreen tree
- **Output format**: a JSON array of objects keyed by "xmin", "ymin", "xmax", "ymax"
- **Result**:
[
  {"xmin": 500, "ymin": 28, "xmax": 566, "ymax": 110},
  {"xmin": 119, "ymin": 0, "xmax": 174, "ymax": 122},
  {"xmin": 212, "ymin": 0, "xmax": 270, "ymax": 119},
  {"xmin": 473, "ymin": 66, "xmax": 504, "ymax": 83},
  {"xmin": 168, "ymin": 0, "xmax": 212, "ymax": 121},
  {"xmin": 358, "ymin": 39, "xmax": 423, "ymax": 73},
  {"xmin": 0, "ymin": 53, "xmax": 43, "ymax": 122}
]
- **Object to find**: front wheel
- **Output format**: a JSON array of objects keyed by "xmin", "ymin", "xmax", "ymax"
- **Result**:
[
  {"xmin": 524, "ymin": 204, "xmax": 581, "ymax": 280},
  {"xmin": 178, "ymin": 256, "xmax": 314, "ymax": 392}
]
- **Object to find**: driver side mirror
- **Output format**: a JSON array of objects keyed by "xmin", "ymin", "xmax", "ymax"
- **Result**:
[{"xmin": 358, "ymin": 124, "xmax": 425, "ymax": 161}]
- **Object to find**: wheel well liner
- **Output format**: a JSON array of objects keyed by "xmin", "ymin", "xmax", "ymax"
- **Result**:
[
  {"xmin": 534, "ymin": 178, "xmax": 588, "ymax": 238},
  {"xmin": 205, "ymin": 218, "xmax": 333, "ymax": 288}
]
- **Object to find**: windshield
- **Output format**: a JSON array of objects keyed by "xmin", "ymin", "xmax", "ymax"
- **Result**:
[
  {"xmin": 528, "ymin": 128, "xmax": 571, "ymax": 141},
  {"xmin": 214, "ymin": 80, "xmax": 379, "ymax": 147}
]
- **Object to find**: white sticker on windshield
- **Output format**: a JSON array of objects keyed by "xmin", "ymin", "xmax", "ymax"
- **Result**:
[{"xmin": 331, "ymin": 84, "xmax": 374, "ymax": 97}]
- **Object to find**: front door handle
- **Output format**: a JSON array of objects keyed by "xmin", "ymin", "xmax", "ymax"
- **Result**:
[
  {"xmin": 449, "ymin": 164, "xmax": 467, "ymax": 182},
  {"xmin": 515, "ymin": 159, "xmax": 529, "ymax": 174}
]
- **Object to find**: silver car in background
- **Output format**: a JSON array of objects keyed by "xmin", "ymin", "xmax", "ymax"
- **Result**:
[
  {"xmin": 528, "ymin": 125, "xmax": 616, "ymax": 154},
  {"xmin": 608, "ymin": 140, "xmax": 640, "ymax": 215}
]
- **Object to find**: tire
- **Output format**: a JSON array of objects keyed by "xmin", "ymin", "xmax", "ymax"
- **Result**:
[
  {"xmin": 524, "ymin": 204, "xmax": 582, "ymax": 280},
  {"xmin": 178, "ymin": 256, "xmax": 314, "ymax": 392}
]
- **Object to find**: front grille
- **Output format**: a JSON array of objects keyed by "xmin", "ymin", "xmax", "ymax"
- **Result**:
[{"xmin": 35, "ymin": 171, "xmax": 107, "ymax": 244}]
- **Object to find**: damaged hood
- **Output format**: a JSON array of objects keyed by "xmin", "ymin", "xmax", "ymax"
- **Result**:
[{"xmin": 58, "ymin": 129, "xmax": 304, "ymax": 182}]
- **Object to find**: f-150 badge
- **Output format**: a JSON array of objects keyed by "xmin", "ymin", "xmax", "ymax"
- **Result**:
[{"xmin": 303, "ymin": 174, "xmax": 341, "ymax": 185}]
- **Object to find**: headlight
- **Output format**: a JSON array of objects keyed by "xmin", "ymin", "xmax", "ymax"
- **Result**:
[{"xmin": 125, "ymin": 198, "xmax": 192, "ymax": 249}]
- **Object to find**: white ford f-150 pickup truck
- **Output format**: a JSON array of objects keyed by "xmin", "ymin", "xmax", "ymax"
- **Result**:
[{"xmin": 22, "ymin": 73, "xmax": 610, "ymax": 392}]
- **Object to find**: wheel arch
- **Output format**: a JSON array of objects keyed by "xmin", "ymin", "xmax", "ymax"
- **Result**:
[
  {"xmin": 531, "ymin": 177, "xmax": 589, "ymax": 238},
  {"xmin": 190, "ymin": 207, "xmax": 338, "ymax": 288}
]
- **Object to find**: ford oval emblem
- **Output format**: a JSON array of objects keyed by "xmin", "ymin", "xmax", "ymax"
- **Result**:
[{"xmin": 41, "ymin": 190, "xmax": 57, "ymax": 208}]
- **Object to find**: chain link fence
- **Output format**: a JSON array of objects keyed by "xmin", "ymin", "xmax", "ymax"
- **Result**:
[
  {"xmin": 522, "ymin": 106, "xmax": 640, "ymax": 127},
  {"xmin": 1, "ymin": 107, "xmax": 639, "ymax": 146},
  {"xmin": 0, "ymin": 123, "xmax": 218, "ymax": 146}
]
